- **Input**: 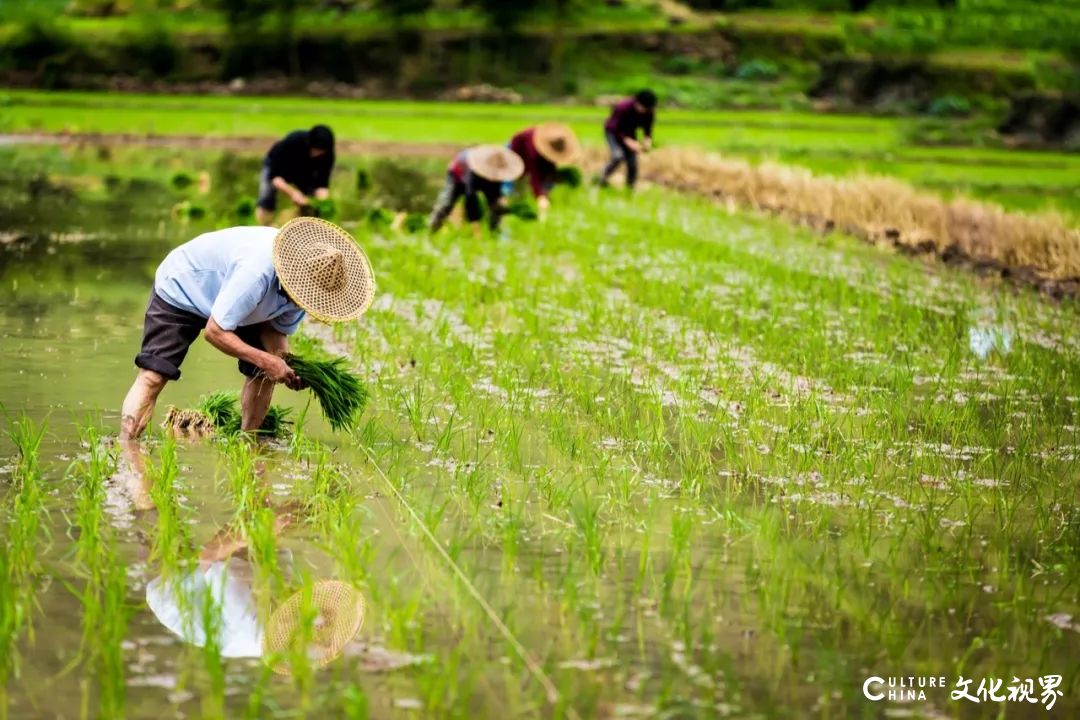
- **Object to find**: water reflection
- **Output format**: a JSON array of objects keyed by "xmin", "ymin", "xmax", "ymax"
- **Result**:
[{"xmin": 124, "ymin": 445, "xmax": 364, "ymax": 673}]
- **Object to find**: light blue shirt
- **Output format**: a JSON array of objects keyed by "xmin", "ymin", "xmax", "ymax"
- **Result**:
[{"xmin": 154, "ymin": 226, "xmax": 305, "ymax": 335}]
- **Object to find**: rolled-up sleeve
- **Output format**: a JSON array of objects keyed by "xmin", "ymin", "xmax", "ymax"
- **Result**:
[
  {"xmin": 270, "ymin": 306, "xmax": 305, "ymax": 335},
  {"xmin": 210, "ymin": 271, "xmax": 268, "ymax": 332}
]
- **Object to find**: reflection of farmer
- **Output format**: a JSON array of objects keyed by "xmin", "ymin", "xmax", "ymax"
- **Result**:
[
  {"xmin": 146, "ymin": 529, "xmax": 267, "ymax": 658},
  {"xmin": 256, "ymin": 126, "xmax": 336, "ymax": 226},
  {"xmin": 507, "ymin": 123, "xmax": 581, "ymax": 221},
  {"xmin": 118, "ymin": 218, "xmax": 375, "ymax": 441},
  {"xmin": 598, "ymin": 90, "xmax": 657, "ymax": 191},
  {"xmin": 141, "ymin": 490, "xmax": 363, "ymax": 670},
  {"xmin": 428, "ymin": 145, "xmax": 524, "ymax": 236}
]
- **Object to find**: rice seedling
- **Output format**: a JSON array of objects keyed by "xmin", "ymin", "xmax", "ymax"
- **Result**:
[
  {"xmin": 4, "ymin": 141, "xmax": 1080, "ymax": 717},
  {"xmin": 285, "ymin": 353, "xmax": 370, "ymax": 432},
  {"xmin": 163, "ymin": 391, "xmax": 292, "ymax": 438}
]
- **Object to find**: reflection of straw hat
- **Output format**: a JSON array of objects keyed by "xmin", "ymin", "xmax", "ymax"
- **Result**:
[
  {"xmin": 262, "ymin": 580, "xmax": 365, "ymax": 675},
  {"xmin": 533, "ymin": 123, "xmax": 581, "ymax": 166},
  {"xmin": 273, "ymin": 218, "xmax": 376, "ymax": 323},
  {"xmin": 465, "ymin": 145, "xmax": 525, "ymax": 182}
]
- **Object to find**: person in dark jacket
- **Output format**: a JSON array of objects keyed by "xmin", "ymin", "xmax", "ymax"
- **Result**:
[
  {"xmin": 256, "ymin": 125, "xmax": 336, "ymax": 226},
  {"xmin": 428, "ymin": 145, "xmax": 524, "ymax": 236},
  {"xmin": 507, "ymin": 122, "xmax": 581, "ymax": 221},
  {"xmin": 598, "ymin": 89, "xmax": 657, "ymax": 190}
]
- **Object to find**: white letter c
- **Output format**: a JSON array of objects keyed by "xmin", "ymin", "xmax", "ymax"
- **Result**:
[{"xmin": 863, "ymin": 677, "xmax": 885, "ymax": 701}]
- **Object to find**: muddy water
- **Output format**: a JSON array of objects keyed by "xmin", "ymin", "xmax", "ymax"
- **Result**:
[{"xmin": 0, "ymin": 167, "xmax": 430, "ymax": 717}]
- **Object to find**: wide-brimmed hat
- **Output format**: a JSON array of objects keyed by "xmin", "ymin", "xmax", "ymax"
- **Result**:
[
  {"xmin": 273, "ymin": 218, "xmax": 376, "ymax": 323},
  {"xmin": 263, "ymin": 580, "xmax": 366, "ymax": 675},
  {"xmin": 465, "ymin": 145, "xmax": 525, "ymax": 182},
  {"xmin": 533, "ymin": 122, "xmax": 581, "ymax": 166}
]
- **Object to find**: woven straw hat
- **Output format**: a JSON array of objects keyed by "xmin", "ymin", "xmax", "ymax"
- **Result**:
[
  {"xmin": 533, "ymin": 123, "xmax": 582, "ymax": 166},
  {"xmin": 465, "ymin": 145, "xmax": 525, "ymax": 182},
  {"xmin": 262, "ymin": 580, "xmax": 365, "ymax": 675},
  {"xmin": 273, "ymin": 218, "xmax": 376, "ymax": 323}
]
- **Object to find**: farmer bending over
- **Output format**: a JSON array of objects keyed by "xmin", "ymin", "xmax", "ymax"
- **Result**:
[
  {"xmin": 598, "ymin": 89, "xmax": 657, "ymax": 191},
  {"xmin": 507, "ymin": 123, "xmax": 581, "ymax": 221},
  {"xmin": 119, "ymin": 217, "xmax": 375, "ymax": 441},
  {"xmin": 429, "ymin": 145, "xmax": 524, "ymax": 236},
  {"xmin": 256, "ymin": 125, "xmax": 336, "ymax": 226}
]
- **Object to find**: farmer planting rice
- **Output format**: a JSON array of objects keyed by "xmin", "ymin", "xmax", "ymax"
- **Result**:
[
  {"xmin": 428, "ymin": 144, "xmax": 524, "ymax": 235},
  {"xmin": 506, "ymin": 122, "xmax": 582, "ymax": 221},
  {"xmin": 256, "ymin": 125, "xmax": 336, "ymax": 226},
  {"xmin": 119, "ymin": 217, "xmax": 375, "ymax": 442},
  {"xmin": 598, "ymin": 89, "xmax": 657, "ymax": 191}
]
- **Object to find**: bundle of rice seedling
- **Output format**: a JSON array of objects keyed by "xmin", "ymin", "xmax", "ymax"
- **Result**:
[
  {"xmin": 198, "ymin": 391, "xmax": 241, "ymax": 434},
  {"xmin": 259, "ymin": 404, "xmax": 294, "ymax": 437},
  {"xmin": 165, "ymin": 391, "xmax": 293, "ymax": 437},
  {"xmin": 161, "ymin": 406, "xmax": 214, "ymax": 436},
  {"xmin": 506, "ymin": 198, "xmax": 538, "ymax": 220},
  {"xmin": 555, "ymin": 166, "xmax": 583, "ymax": 188},
  {"xmin": 284, "ymin": 353, "xmax": 368, "ymax": 432}
]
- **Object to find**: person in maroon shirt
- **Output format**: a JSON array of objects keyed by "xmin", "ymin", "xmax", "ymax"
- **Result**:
[
  {"xmin": 428, "ymin": 145, "xmax": 524, "ymax": 235},
  {"xmin": 507, "ymin": 122, "xmax": 581, "ymax": 220},
  {"xmin": 599, "ymin": 89, "xmax": 657, "ymax": 190}
]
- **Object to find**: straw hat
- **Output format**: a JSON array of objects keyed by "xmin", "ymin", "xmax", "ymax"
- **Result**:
[
  {"xmin": 262, "ymin": 580, "xmax": 366, "ymax": 675},
  {"xmin": 464, "ymin": 145, "xmax": 525, "ymax": 182},
  {"xmin": 533, "ymin": 122, "xmax": 582, "ymax": 166},
  {"xmin": 273, "ymin": 217, "xmax": 376, "ymax": 323}
]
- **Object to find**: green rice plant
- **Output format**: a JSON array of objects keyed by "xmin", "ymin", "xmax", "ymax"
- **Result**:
[
  {"xmin": 148, "ymin": 436, "xmax": 191, "ymax": 579},
  {"xmin": 186, "ymin": 391, "xmax": 292, "ymax": 437},
  {"xmin": 555, "ymin": 166, "xmax": 583, "ymax": 188},
  {"xmin": 285, "ymin": 353, "xmax": 369, "ymax": 432},
  {"xmin": 0, "ymin": 415, "xmax": 50, "ymax": 706},
  {"xmin": 505, "ymin": 198, "xmax": 538, "ymax": 221},
  {"xmin": 198, "ymin": 391, "xmax": 241, "ymax": 433}
]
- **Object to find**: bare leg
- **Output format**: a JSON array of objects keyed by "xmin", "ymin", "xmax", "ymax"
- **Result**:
[
  {"xmin": 117, "ymin": 368, "xmax": 167, "ymax": 511},
  {"xmin": 240, "ymin": 375, "xmax": 275, "ymax": 432},
  {"xmin": 120, "ymin": 368, "xmax": 168, "ymax": 440},
  {"xmin": 117, "ymin": 436, "xmax": 155, "ymax": 511},
  {"xmin": 255, "ymin": 207, "xmax": 274, "ymax": 226},
  {"xmin": 240, "ymin": 324, "xmax": 288, "ymax": 432}
]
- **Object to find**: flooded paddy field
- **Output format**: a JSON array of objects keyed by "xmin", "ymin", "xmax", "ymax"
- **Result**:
[{"xmin": 0, "ymin": 142, "xmax": 1078, "ymax": 718}]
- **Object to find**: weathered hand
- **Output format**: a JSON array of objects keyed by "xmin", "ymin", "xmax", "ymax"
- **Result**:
[{"xmin": 260, "ymin": 354, "xmax": 302, "ymax": 389}]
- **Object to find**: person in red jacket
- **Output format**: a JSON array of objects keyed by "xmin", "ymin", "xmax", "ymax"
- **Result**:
[
  {"xmin": 507, "ymin": 122, "xmax": 581, "ymax": 220},
  {"xmin": 598, "ymin": 89, "xmax": 657, "ymax": 190}
]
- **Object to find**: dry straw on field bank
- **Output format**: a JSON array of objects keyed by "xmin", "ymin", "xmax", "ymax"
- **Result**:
[{"xmin": 613, "ymin": 148, "xmax": 1080, "ymax": 289}]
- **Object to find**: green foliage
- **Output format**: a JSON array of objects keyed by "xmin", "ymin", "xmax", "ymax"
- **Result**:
[
  {"xmin": 366, "ymin": 206, "xmax": 395, "ymax": 230},
  {"xmin": 234, "ymin": 196, "xmax": 255, "ymax": 218},
  {"xmin": 402, "ymin": 212, "xmax": 427, "ymax": 233},
  {"xmin": 4, "ymin": 17, "xmax": 75, "ymax": 72},
  {"xmin": 195, "ymin": 391, "xmax": 293, "ymax": 436},
  {"xmin": 373, "ymin": 0, "xmax": 434, "ymax": 19},
  {"xmin": 735, "ymin": 58, "xmax": 780, "ymax": 81},
  {"xmin": 506, "ymin": 198, "xmax": 538, "ymax": 220},
  {"xmin": 368, "ymin": 159, "xmax": 435, "ymax": 213},
  {"xmin": 285, "ymin": 352, "xmax": 369, "ymax": 432},
  {"xmin": 170, "ymin": 171, "xmax": 193, "ymax": 190},
  {"xmin": 356, "ymin": 168, "xmax": 371, "ymax": 192},
  {"xmin": 121, "ymin": 21, "xmax": 179, "ymax": 76},
  {"xmin": 555, "ymin": 166, "xmax": 583, "ymax": 187},
  {"xmin": 927, "ymin": 94, "xmax": 971, "ymax": 117}
]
